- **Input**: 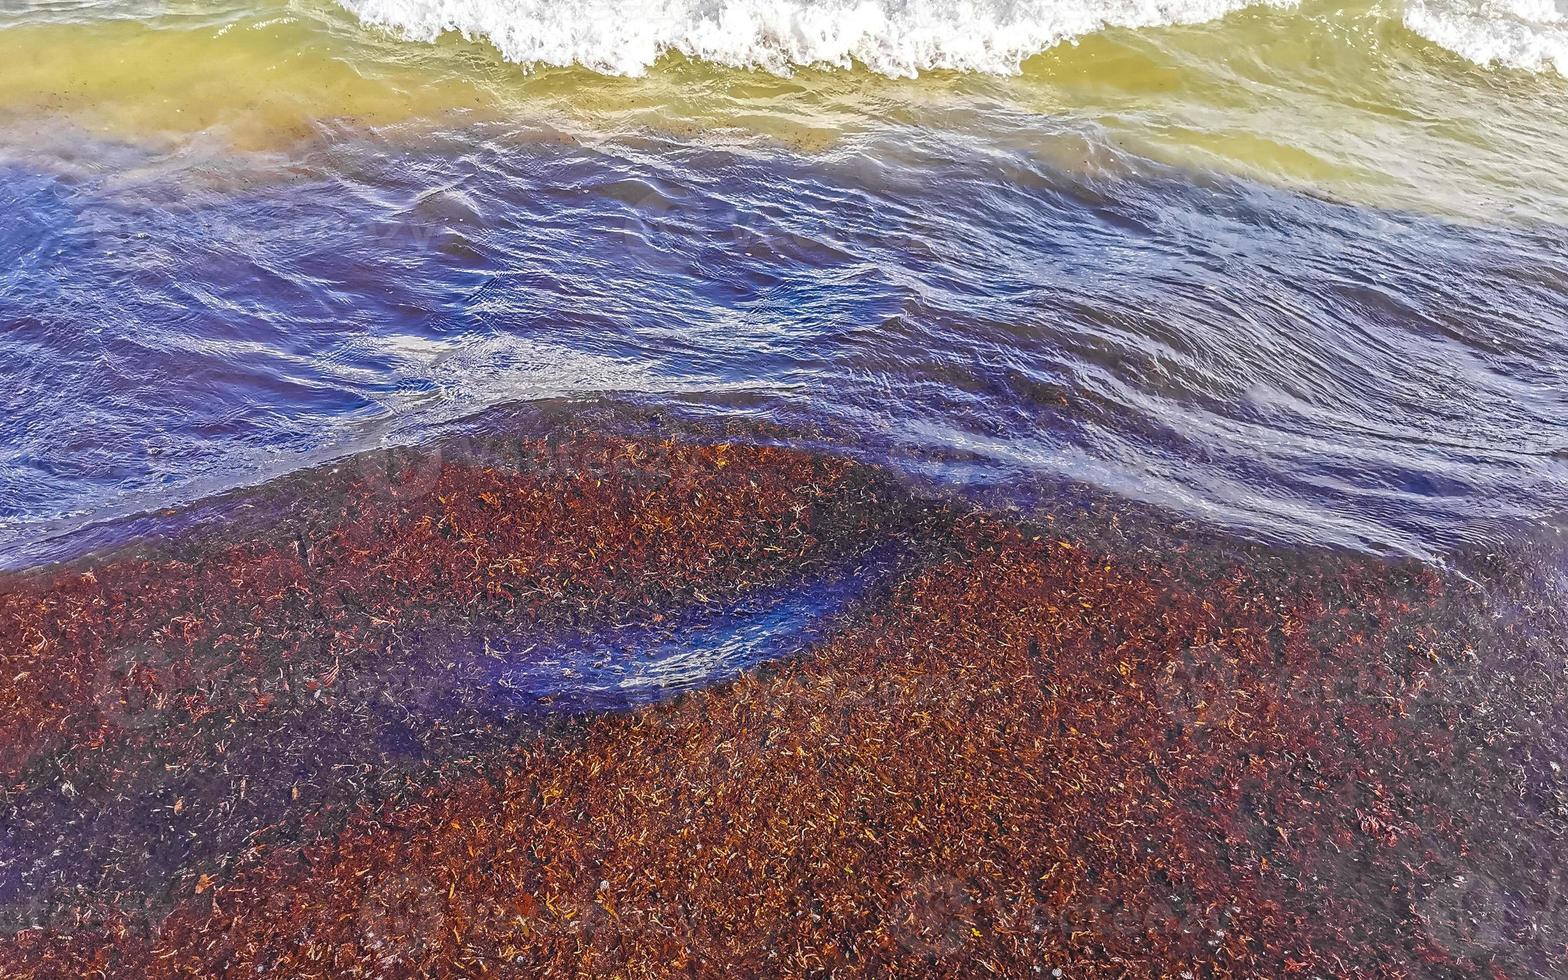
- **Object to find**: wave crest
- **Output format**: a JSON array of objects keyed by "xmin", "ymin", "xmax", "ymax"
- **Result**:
[
  {"xmin": 1405, "ymin": 0, "xmax": 1567, "ymax": 75},
  {"xmin": 335, "ymin": 0, "xmax": 1284, "ymax": 76},
  {"xmin": 337, "ymin": 0, "xmax": 1568, "ymax": 77}
]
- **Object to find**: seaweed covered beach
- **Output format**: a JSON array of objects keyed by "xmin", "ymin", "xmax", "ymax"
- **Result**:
[{"xmin": 1, "ymin": 408, "xmax": 1563, "ymax": 977}]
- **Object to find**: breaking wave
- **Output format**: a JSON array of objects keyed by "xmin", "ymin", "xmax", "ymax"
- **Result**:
[
  {"xmin": 1405, "ymin": 0, "xmax": 1567, "ymax": 75},
  {"xmin": 336, "ymin": 0, "xmax": 1293, "ymax": 76},
  {"xmin": 338, "ymin": 0, "xmax": 1568, "ymax": 76}
]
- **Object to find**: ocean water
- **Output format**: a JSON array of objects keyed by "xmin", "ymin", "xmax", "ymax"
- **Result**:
[{"xmin": 1, "ymin": 0, "xmax": 1565, "ymax": 564}]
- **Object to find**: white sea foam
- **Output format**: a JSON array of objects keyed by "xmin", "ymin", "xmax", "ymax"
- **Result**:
[
  {"xmin": 335, "ymin": 0, "xmax": 1290, "ymax": 76},
  {"xmin": 1404, "ymin": 0, "xmax": 1568, "ymax": 74},
  {"xmin": 336, "ymin": 0, "xmax": 1568, "ymax": 77}
]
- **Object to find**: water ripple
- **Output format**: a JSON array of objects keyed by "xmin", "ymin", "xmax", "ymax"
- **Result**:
[{"xmin": 1, "ymin": 126, "xmax": 1564, "ymax": 563}]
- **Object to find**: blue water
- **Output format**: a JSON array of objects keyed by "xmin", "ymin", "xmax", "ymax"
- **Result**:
[
  {"xmin": 3, "ymin": 125, "xmax": 1567, "ymax": 564},
  {"xmin": 486, "ymin": 548, "xmax": 895, "ymax": 712}
]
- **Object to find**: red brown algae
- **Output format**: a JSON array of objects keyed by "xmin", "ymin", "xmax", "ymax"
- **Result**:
[
  {"xmin": 0, "ymin": 434, "xmax": 901, "ymax": 782},
  {"xmin": 0, "ymin": 425, "xmax": 1562, "ymax": 978}
]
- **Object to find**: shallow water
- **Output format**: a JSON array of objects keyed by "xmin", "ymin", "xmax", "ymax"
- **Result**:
[
  {"xmin": 0, "ymin": 3, "xmax": 1567, "ymax": 705},
  {"xmin": 3, "ymin": 0, "xmax": 1567, "ymax": 569}
]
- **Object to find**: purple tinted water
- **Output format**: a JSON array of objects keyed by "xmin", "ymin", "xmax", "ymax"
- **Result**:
[{"xmin": 2, "ymin": 125, "xmax": 1566, "ymax": 565}]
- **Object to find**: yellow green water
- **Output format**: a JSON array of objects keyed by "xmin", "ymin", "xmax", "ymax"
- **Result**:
[{"xmin": 1, "ymin": 0, "xmax": 1566, "ymax": 223}]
